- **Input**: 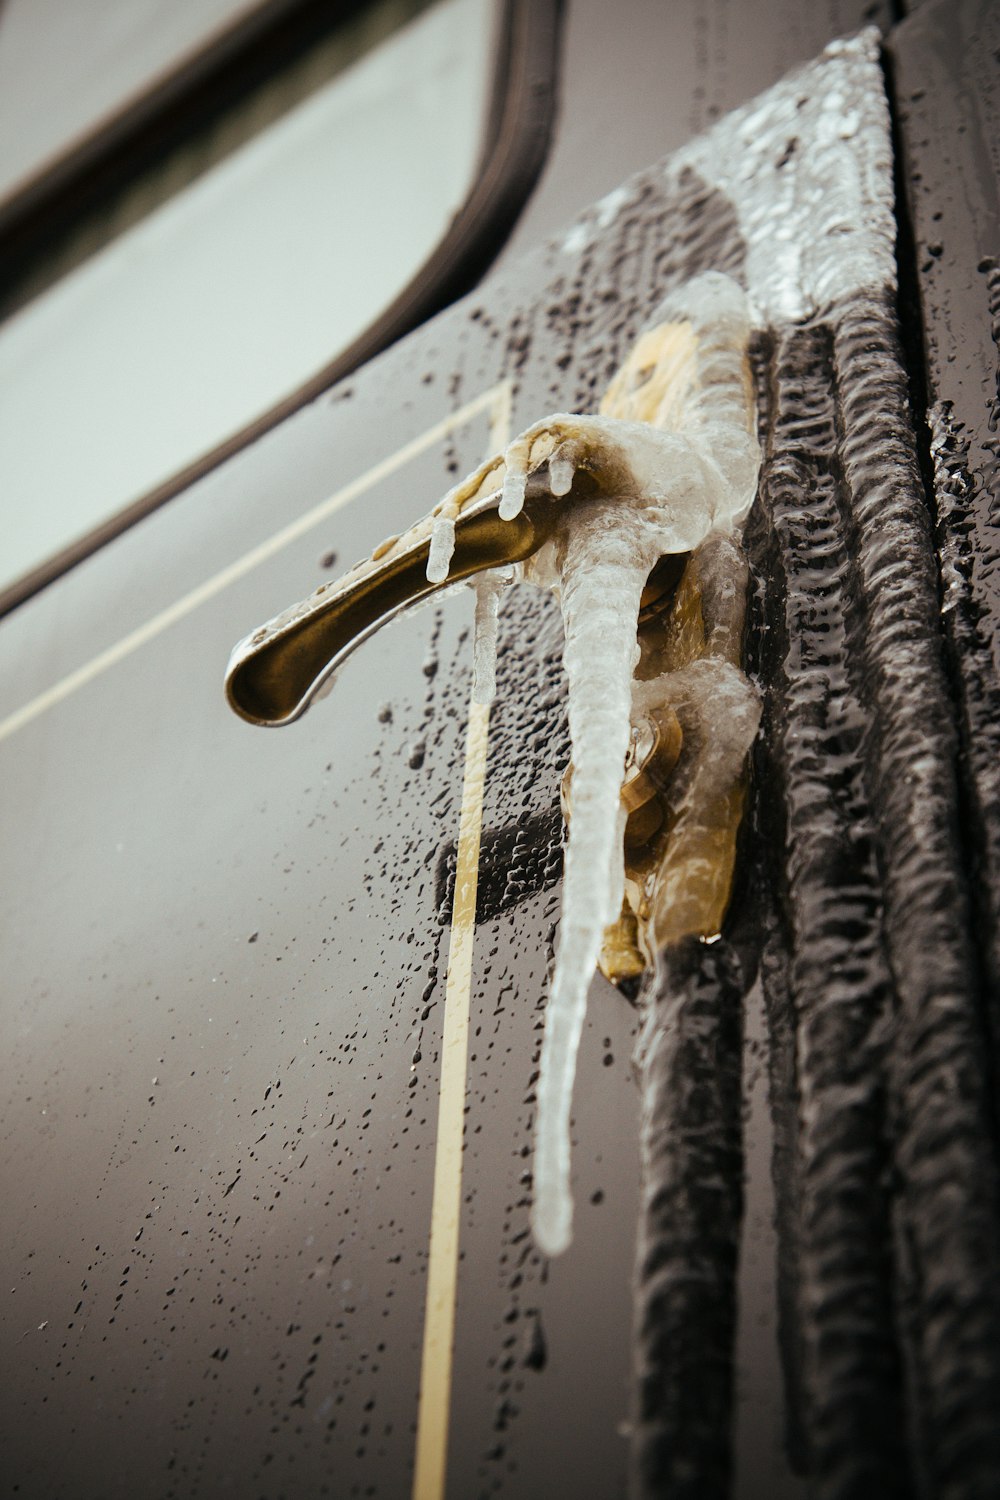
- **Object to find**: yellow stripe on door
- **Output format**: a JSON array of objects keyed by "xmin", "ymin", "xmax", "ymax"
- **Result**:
[
  {"xmin": 412, "ymin": 382, "xmax": 510, "ymax": 1500},
  {"xmin": 411, "ymin": 699, "xmax": 491, "ymax": 1500}
]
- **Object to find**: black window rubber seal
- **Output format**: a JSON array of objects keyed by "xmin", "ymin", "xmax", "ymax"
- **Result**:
[{"xmin": 0, "ymin": 0, "xmax": 563, "ymax": 618}]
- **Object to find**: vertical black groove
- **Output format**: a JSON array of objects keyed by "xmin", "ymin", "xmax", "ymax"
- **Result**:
[
  {"xmin": 832, "ymin": 289, "xmax": 1000, "ymax": 1499},
  {"xmin": 630, "ymin": 939, "xmax": 745, "ymax": 1500},
  {"xmin": 744, "ymin": 333, "xmax": 813, "ymax": 1476},
  {"xmin": 750, "ymin": 322, "xmax": 908, "ymax": 1496},
  {"xmin": 755, "ymin": 934, "xmax": 810, "ymax": 1471},
  {"xmin": 926, "ymin": 404, "xmax": 1000, "ymax": 1080},
  {"xmin": 886, "ymin": 32, "xmax": 1000, "ymax": 1122}
]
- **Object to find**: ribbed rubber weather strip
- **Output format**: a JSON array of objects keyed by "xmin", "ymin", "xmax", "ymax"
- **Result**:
[
  {"xmin": 0, "ymin": 0, "xmax": 564, "ymax": 620},
  {"xmin": 751, "ymin": 321, "xmax": 909, "ymax": 1496},
  {"xmin": 630, "ymin": 938, "xmax": 745, "ymax": 1500},
  {"xmin": 832, "ymin": 287, "xmax": 1000, "ymax": 1498}
]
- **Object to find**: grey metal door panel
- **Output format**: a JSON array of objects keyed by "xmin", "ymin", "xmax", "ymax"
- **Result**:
[
  {"xmin": 3, "ymin": 7, "xmax": 1000, "ymax": 1500},
  {"xmin": 0, "ymin": 316, "xmax": 645, "ymax": 1498}
]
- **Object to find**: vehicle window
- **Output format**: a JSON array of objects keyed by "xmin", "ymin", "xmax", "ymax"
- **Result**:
[
  {"xmin": 0, "ymin": 0, "xmax": 496, "ymax": 601},
  {"xmin": 0, "ymin": 0, "xmax": 276, "ymax": 204}
]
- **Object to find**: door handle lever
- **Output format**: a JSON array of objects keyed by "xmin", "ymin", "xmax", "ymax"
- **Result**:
[
  {"xmin": 225, "ymin": 453, "xmax": 686, "ymax": 728},
  {"xmin": 225, "ymin": 470, "xmax": 566, "ymax": 727}
]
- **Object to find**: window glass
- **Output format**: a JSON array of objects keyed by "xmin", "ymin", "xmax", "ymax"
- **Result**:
[
  {"xmin": 0, "ymin": 0, "xmax": 495, "ymax": 599},
  {"xmin": 0, "ymin": 0, "xmax": 270, "ymax": 204}
]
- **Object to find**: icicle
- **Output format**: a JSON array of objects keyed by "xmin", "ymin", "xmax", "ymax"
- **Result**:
[
  {"xmin": 549, "ymin": 448, "xmax": 577, "ymax": 497},
  {"xmin": 532, "ymin": 505, "xmax": 662, "ymax": 1256},
  {"xmin": 525, "ymin": 274, "xmax": 759, "ymax": 1254},
  {"xmin": 498, "ymin": 430, "xmax": 534, "ymax": 520},
  {"xmin": 470, "ymin": 571, "xmax": 509, "ymax": 705},
  {"xmin": 427, "ymin": 275, "xmax": 760, "ymax": 1255},
  {"xmin": 499, "ymin": 468, "xmax": 528, "ymax": 521},
  {"xmin": 426, "ymin": 514, "xmax": 456, "ymax": 583}
]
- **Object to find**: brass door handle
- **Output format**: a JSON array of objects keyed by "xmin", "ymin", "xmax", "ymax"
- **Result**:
[
  {"xmin": 225, "ymin": 471, "xmax": 688, "ymax": 729},
  {"xmin": 225, "ymin": 474, "xmax": 564, "ymax": 727}
]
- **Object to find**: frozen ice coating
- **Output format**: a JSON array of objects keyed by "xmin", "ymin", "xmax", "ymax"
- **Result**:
[
  {"xmin": 419, "ymin": 270, "xmax": 761, "ymax": 1254},
  {"xmin": 224, "ymin": 270, "xmax": 762, "ymax": 1258},
  {"xmin": 560, "ymin": 30, "xmax": 895, "ymax": 322}
]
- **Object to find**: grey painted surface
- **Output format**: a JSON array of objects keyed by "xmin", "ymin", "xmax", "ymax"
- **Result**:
[{"xmin": 3, "ymin": 2, "xmax": 997, "ymax": 1496}]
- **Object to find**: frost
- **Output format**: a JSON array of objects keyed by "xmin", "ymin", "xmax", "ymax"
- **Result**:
[
  {"xmin": 561, "ymin": 184, "xmax": 634, "ymax": 258},
  {"xmin": 426, "ymin": 271, "xmax": 761, "ymax": 1254}
]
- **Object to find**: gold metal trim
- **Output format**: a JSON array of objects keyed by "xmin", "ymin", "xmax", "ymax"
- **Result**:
[{"xmin": 411, "ymin": 700, "xmax": 490, "ymax": 1500}]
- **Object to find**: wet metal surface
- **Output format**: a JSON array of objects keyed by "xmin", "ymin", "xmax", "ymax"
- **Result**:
[{"xmin": 2, "ymin": 7, "xmax": 998, "ymax": 1500}]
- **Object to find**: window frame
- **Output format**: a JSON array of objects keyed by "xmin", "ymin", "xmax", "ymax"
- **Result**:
[{"xmin": 0, "ymin": 0, "xmax": 562, "ymax": 616}]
